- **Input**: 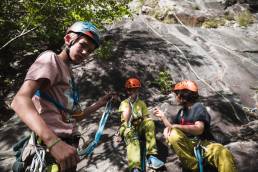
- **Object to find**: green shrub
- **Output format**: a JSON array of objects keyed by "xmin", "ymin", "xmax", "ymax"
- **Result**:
[
  {"xmin": 202, "ymin": 18, "xmax": 225, "ymax": 28},
  {"xmin": 95, "ymin": 40, "xmax": 114, "ymax": 60},
  {"xmin": 154, "ymin": 70, "xmax": 174, "ymax": 94},
  {"xmin": 235, "ymin": 10, "xmax": 254, "ymax": 27},
  {"xmin": 153, "ymin": 8, "xmax": 164, "ymax": 20},
  {"xmin": 163, "ymin": 15, "xmax": 176, "ymax": 24}
]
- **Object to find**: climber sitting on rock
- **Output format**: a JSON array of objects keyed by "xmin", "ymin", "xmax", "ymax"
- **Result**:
[
  {"xmin": 118, "ymin": 77, "xmax": 164, "ymax": 172},
  {"xmin": 153, "ymin": 80, "xmax": 237, "ymax": 172}
]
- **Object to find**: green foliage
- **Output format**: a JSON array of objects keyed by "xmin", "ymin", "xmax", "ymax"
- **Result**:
[
  {"xmin": 235, "ymin": 10, "xmax": 254, "ymax": 27},
  {"xmin": 152, "ymin": 8, "xmax": 175, "ymax": 24},
  {"xmin": 163, "ymin": 14, "xmax": 175, "ymax": 24},
  {"xmin": 153, "ymin": 9, "xmax": 164, "ymax": 20},
  {"xmin": 95, "ymin": 40, "xmax": 114, "ymax": 60},
  {"xmin": 202, "ymin": 18, "xmax": 225, "ymax": 28},
  {"xmin": 154, "ymin": 70, "xmax": 174, "ymax": 94},
  {"xmin": 0, "ymin": 0, "xmax": 132, "ymax": 120}
]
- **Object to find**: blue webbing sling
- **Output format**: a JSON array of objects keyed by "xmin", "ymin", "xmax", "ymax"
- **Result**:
[
  {"xmin": 78, "ymin": 100, "xmax": 112, "ymax": 158},
  {"xmin": 194, "ymin": 142, "xmax": 204, "ymax": 172}
]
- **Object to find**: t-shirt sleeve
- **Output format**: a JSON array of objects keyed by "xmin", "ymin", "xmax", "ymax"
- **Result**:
[
  {"xmin": 193, "ymin": 104, "xmax": 211, "ymax": 127},
  {"xmin": 25, "ymin": 51, "xmax": 59, "ymax": 87}
]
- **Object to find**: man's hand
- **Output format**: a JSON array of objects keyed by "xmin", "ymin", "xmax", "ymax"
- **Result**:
[
  {"xmin": 98, "ymin": 92, "xmax": 117, "ymax": 106},
  {"xmin": 153, "ymin": 107, "xmax": 165, "ymax": 119},
  {"xmin": 153, "ymin": 107, "xmax": 173, "ymax": 128},
  {"xmin": 49, "ymin": 140, "xmax": 80, "ymax": 171}
]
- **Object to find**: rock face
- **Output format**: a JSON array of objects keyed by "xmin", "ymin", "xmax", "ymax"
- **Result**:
[{"xmin": 1, "ymin": 1, "xmax": 258, "ymax": 172}]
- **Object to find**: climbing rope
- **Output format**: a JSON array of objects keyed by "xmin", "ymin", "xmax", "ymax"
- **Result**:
[
  {"xmin": 140, "ymin": 15, "xmax": 243, "ymax": 122},
  {"xmin": 78, "ymin": 100, "xmax": 112, "ymax": 158},
  {"xmin": 172, "ymin": 13, "xmax": 258, "ymax": 68}
]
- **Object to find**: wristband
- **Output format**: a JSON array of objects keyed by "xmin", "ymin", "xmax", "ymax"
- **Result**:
[{"xmin": 47, "ymin": 138, "xmax": 61, "ymax": 151}]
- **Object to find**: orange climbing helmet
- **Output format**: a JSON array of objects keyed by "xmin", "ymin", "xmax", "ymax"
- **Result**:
[
  {"xmin": 173, "ymin": 80, "xmax": 198, "ymax": 92},
  {"xmin": 125, "ymin": 78, "xmax": 141, "ymax": 89}
]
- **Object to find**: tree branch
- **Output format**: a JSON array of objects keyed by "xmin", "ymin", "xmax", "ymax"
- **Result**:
[{"xmin": 0, "ymin": 27, "xmax": 38, "ymax": 51}]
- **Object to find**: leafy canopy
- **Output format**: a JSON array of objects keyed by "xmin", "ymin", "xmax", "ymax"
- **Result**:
[{"xmin": 0, "ymin": 0, "xmax": 131, "ymax": 121}]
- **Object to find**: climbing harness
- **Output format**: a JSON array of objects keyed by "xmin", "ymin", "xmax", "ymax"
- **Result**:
[
  {"xmin": 194, "ymin": 140, "xmax": 204, "ymax": 172},
  {"xmin": 78, "ymin": 100, "xmax": 113, "ymax": 158}
]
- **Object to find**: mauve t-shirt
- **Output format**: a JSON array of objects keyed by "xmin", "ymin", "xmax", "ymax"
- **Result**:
[{"xmin": 25, "ymin": 50, "xmax": 77, "ymax": 137}]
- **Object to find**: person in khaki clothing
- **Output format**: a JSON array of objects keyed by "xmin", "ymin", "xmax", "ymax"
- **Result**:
[
  {"xmin": 118, "ymin": 78, "xmax": 164, "ymax": 172},
  {"xmin": 154, "ymin": 80, "xmax": 237, "ymax": 172}
]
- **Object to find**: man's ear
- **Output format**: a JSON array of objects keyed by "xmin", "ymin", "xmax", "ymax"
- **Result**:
[{"xmin": 64, "ymin": 34, "xmax": 72, "ymax": 45}]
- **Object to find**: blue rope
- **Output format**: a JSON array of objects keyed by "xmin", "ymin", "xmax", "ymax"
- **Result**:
[
  {"xmin": 71, "ymin": 78, "xmax": 80, "ymax": 105},
  {"xmin": 194, "ymin": 143, "xmax": 204, "ymax": 172},
  {"xmin": 78, "ymin": 101, "xmax": 112, "ymax": 157}
]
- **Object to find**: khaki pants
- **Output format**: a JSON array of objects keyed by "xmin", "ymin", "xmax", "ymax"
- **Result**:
[
  {"xmin": 119, "ymin": 118, "xmax": 158, "ymax": 170},
  {"xmin": 166, "ymin": 128, "xmax": 237, "ymax": 172}
]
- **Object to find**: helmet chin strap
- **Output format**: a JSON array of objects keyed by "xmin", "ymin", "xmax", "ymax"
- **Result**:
[
  {"xmin": 65, "ymin": 34, "xmax": 82, "ymax": 62},
  {"xmin": 129, "ymin": 93, "xmax": 138, "ymax": 103}
]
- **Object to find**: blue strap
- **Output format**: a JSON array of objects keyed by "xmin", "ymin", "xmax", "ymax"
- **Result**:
[
  {"xmin": 35, "ymin": 90, "xmax": 68, "ymax": 112},
  {"xmin": 194, "ymin": 144, "xmax": 204, "ymax": 172},
  {"xmin": 35, "ymin": 78, "xmax": 79, "ymax": 112},
  {"xmin": 78, "ymin": 101, "xmax": 112, "ymax": 157},
  {"xmin": 71, "ymin": 78, "xmax": 80, "ymax": 105}
]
